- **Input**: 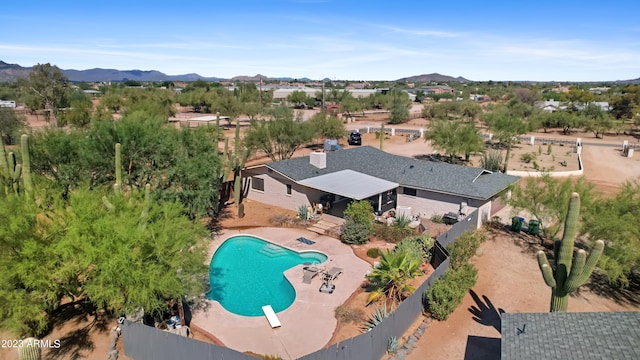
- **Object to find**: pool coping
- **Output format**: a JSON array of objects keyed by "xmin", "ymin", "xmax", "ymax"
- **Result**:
[{"xmin": 191, "ymin": 227, "xmax": 372, "ymax": 360}]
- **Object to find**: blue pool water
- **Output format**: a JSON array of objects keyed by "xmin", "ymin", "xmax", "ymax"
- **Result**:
[{"xmin": 208, "ymin": 235, "xmax": 327, "ymax": 316}]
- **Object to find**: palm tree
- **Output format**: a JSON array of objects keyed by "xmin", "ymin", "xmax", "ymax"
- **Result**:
[{"xmin": 366, "ymin": 250, "xmax": 421, "ymax": 305}]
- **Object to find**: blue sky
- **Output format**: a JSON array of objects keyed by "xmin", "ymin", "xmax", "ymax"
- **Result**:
[{"xmin": 1, "ymin": 0, "xmax": 639, "ymax": 81}]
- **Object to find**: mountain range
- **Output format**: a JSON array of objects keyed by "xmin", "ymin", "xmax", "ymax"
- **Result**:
[
  {"xmin": 1, "ymin": 60, "xmax": 638, "ymax": 84},
  {"xmin": 0, "ymin": 60, "xmax": 470, "ymax": 83},
  {"xmin": 0, "ymin": 61, "xmax": 227, "ymax": 82}
]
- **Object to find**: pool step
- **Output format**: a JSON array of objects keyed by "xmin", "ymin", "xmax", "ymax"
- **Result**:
[{"xmin": 259, "ymin": 244, "xmax": 288, "ymax": 257}]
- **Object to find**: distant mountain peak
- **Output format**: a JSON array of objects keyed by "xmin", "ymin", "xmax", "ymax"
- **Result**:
[{"xmin": 396, "ymin": 73, "xmax": 470, "ymax": 83}]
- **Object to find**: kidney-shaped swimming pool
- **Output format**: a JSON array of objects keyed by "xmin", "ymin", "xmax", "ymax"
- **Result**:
[{"xmin": 208, "ymin": 235, "xmax": 327, "ymax": 316}]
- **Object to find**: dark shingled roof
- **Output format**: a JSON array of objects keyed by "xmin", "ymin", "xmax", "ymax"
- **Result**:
[
  {"xmin": 501, "ymin": 312, "xmax": 640, "ymax": 360},
  {"xmin": 265, "ymin": 146, "xmax": 519, "ymax": 200}
]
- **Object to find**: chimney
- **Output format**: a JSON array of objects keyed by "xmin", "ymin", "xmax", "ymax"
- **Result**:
[{"xmin": 310, "ymin": 151, "xmax": 326, "ymax": 169}]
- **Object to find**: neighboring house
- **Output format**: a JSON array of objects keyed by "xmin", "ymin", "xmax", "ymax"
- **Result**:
[
  {"xmin": 535, "ymin": 100, "xmax": 610, "ymax": 112},
  {"xmin": 243, "ymin": 146, "xmax": 519, "ymax": 228},
  {"xmin": 501, "ymin": 312, "xmax": 640, "ymax": 360},
  {"xmin": 535, "ymin": 99, "xmax": 564, "ymax": 112}
]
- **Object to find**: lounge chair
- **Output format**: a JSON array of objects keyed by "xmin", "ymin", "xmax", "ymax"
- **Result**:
[
  {"xmin": 302, "ymin": 267, "xmax": 319, "ymax": 284},
  {"xmin": 323, "ymin": 267, "xmax": 343, "ymax": 281}
]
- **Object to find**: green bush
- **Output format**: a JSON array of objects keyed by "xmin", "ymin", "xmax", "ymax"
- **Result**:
[
  {"xmin": 394, "ymin": 234, "xmax": 434, "ymax": 263},
  {"xmin": 367, "ymin": 247, "xmax": 381, "ymax": 258},
  {"xmin": 373, "ymin": 223, "xmax": 414, "ymax": 243},
  {"xmin": 520, "ymin": 153, "xmax": 536, "ymax": 164},
  {"xmin": 425, "ymin": 263, "xmax": 478, "ymax": 320},
  {"xmin": 341, "ymin": 219, "xmax": 371, "ymax": 244},
  {"xmin": 344, "ymin": 200, "xmax": 374, "ymax": 228},
  {"xmin": 447, "ymin": 231, "xmax": 486, "ymax": 270}
]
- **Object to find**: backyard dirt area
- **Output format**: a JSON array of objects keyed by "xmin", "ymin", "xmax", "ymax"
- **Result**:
[{"xmin": 405, "ymin": 225, "xmax": 640, "ymax": 360}]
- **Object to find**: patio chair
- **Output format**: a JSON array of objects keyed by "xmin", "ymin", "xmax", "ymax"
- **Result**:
[
  {"xmin": 302, "ymin": 266, "xmax": 320, "ymax": 284},
  {"xmin": 323, "ymin": 267, "xmax": 343, "ymax": 281}
]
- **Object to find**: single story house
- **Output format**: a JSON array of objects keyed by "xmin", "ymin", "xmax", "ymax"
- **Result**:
[
  {"xmin": 501, "ymin": 312, "xmax": 640, "ymax": 360},
  {"xmin": 243, "ymin": 146, "xmax": 519, "ymax": 228}
]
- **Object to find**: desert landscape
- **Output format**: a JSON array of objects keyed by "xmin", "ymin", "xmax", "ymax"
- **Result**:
[{"xmin": 3, "ymin": 104, "xmax": 639, "ymax": 360}]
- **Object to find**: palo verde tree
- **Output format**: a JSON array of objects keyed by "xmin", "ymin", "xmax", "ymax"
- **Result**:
[
  {"xmin": 537, "ymin": 193, "xmax": 604, "ymax": 312},
  {"xmin": 427, "ymin": 120, "xmax": 484, "ymax": 163},
  {"xmin": 581, "ymin": 180, "xmax": 640, "ymax": 287},
  {"xmin": 483, "ymin": 104, "xmax": 531, "ymax": 172},
  {"xmin": 244, "ymin": 105, "xmax": 314, "ymax": 161},
  {"xmin": 18, "ymin": 63, "xmax": 70, "ymax": 127},
  {"xmin": 0, "ymin": 107, "xmax": 27, "ymax": 145},
  {"xmin": 308, "ymin": 112, "xmax": 347, "ymax": 143},
  {"xmin": 0, "ymin": 143, "xmax": 210, "ymax": 337},
  {"xmin": 507, "ymin": 175, "xmax": 595, "ymax": 239}
]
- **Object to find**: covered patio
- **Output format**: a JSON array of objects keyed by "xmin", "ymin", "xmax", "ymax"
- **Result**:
[{"xmin": 299, "ymin": 169, "xmax": 398, "ymax": 217}]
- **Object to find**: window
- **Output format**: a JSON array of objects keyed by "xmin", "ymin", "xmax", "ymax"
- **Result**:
[
  {"xmin": 403, "ymin": 187, "xmax": 417, "ymax": 196},
  {"xmin": 252, "ymin": 177, "xmax": 264, "ymax": 191},
  {"xmin": 286, "ymin": 184, "xmax": 292, "ymax": 195}
]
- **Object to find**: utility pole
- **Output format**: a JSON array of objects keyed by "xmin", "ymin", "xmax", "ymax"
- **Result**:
[{"xmin": 322, "ymin": 80, "xmax": 325, "ymax": 112}]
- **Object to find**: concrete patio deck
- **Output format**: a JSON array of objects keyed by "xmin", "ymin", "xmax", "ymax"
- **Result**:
[{"xmin": 192, "ymin": 227, "xmax": 372, "ymax": 360}]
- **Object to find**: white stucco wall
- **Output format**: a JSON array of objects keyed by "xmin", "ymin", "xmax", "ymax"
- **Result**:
[
  {"xmin": 396, "ymin": 187, "xmax": 482, "ymax": 219},
  {"xmin": 243, "ymin": 168, "xmax": 324, "ymax": 212}
]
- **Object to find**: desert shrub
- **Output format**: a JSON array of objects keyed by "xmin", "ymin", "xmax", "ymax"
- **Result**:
[
  {"xmin": 367, "ymin": 247, "xmax": 381, "ymax": 258},
  {"xmin": 341, "ymin": 219, "xmax": 370, "ymax": 244},
  {"xmin": 392, "ymin": 213, "xmax": 412, "ymax": 229},
  {"xmin": 430, "ymin": 214, "xmax": 444, "ymax": 224},
  {"xmin": 395, "ymin": 234, "xmax": 434, "ymax": 263},
  {"xmin": 334, "ymin": 305, "xmax": 365, "ymax": 324},
  {"xmin": 425, "ymin": 263, "xmax": 478, "ymax": 320},
  {"xmin": 270, "ymin": 215, "xmax": 289, "ymax": 226},
  {"xmin": 361, "ymin": 303, "xmax": 391, "ymax": 333},
  {"xmin": 257, "ymin": 355, "xmax": 283, "ymax": 360},
  {"xmin": 373, "ymin": 223, "xmax": 414, "ymax": 243},
  {"xmin": 532, "ymin": 160, "xmax": 539, "ymax": 170},
  {"xmin": 447, "ymin": 231, "xmax": 486, "ymax": 270},
  {"xmin": 297, "ymin": 204, "xmax": 310, "ymax": 220},
  {"xmin": 481, "ymin": 150, "xmax": 503, "ymax": 172},
  {"xmin": 520, "ymin": 153, "xmax": 536, "ymax": 164}
]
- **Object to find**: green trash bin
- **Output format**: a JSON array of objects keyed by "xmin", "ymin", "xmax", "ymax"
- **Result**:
[
  {"xmin": 528, "ymin": 219, "xmax": 540, "ymax": 236},
  {"xmin": 511, "ymin": 216, "xmax": 523, "ymax": 232}
]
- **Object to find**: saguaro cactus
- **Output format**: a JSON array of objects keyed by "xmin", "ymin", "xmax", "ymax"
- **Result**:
[
  {"xmin": 231, "ymin": 119, "xmax": 249, "ymax": 209},
  {"xmin": 380, "ymin": 123, "xmax": 385, "ymax": 150},
  {"xmin": 114, "ymin": 143, "xmax": 122, "ymax": 194},
  {"xmin": 537, "ymin": 192, "xmax": 605, "ymax": 312},
  {"xmin": 21, "ymin": 134, "xmax": 33, "ymax": 199},
  {"xmin": 0, "ymin": 141, "xmax": 9, "ymax": 193},
  {"xmin": 18, "ymin": 338, "xmax": 41, "ymax": 360}
]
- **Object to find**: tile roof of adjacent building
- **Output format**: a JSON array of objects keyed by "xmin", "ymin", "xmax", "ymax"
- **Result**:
[
  {"xmin": 501, "ymin": 312, "xmax": 640, "ymax": 360},
  {"xmin": 261, "ymin": 146, "xmax": 519, "ymax": 200}
]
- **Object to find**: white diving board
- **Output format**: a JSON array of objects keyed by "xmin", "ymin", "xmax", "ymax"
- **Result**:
[{"xmin": 261, "ymin": 305, "xmax": 282, "ymax": 328}]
